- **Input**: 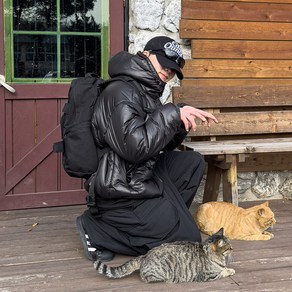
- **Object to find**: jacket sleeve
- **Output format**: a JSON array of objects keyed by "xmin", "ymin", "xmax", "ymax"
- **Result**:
[
  {"xmin": 162, "ymin": 123, "xmax": 188, "ymax": 151},
  {"xmin": 93, "ymin": 82, "xmax": 183, "ymax": 164},
  {"xmin": 162, "ymin": 103, "xmax": 189, "ymax": 151}
]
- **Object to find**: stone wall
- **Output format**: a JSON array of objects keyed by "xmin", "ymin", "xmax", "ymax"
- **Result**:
[
  {"xmin": 127, "ymin": 0, "xmax": 292, "ymax": 202},
  {"xmin": 128, "ymin": 0, "xmax": 186, "ymax": 103}
]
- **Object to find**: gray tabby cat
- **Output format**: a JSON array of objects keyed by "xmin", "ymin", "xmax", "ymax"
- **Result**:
[{"xmin": 94, "ymin": 228, "xmax": 235, "ymax": 283}]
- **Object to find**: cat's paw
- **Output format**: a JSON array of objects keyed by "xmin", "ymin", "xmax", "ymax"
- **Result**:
[
  {"xmin": 263, "ymin": 231, "xmax": 274, "ymax": 239},
  {"xmin": 226, "ymin": 268, "xmax": 235, "ymax": 276},
  {"xmin": 242, "ymin": 234, "xmax": 273, "ymax": 240},
  {"xmin": 221, "ymin": 268, "xmax": 235, "ymax": 277}
]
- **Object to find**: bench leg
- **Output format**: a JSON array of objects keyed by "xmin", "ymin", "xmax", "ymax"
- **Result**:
[
  {"xmin": 203, "ymin": 163, "xmax": 222, "ymax": 203},
  {"xmin": 222, "ymin": 155, "xmax": 239, "ymax": 206}
]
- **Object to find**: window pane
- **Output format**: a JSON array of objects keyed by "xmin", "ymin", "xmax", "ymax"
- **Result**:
[
  {"xmin": 61, "ymin": 35, "xmax": 101, "ymax": 77},
  {"xmin": 13, "ymin": 0, "xmax": 57, "ymax": 31},
  {"xmin": 8, "ymin": 0, "xmax": 107, "ymax": 80},
  {"xmin": 14, "ymin": 35, "xmax": 57, "ymax": 78},
  {"xmin": 60, "ymin": 0, "xmax": 101, "ymax": 32}
]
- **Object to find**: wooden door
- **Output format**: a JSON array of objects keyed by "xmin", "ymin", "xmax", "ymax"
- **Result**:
[{"xmin": 0, "ymin": 0, "xmax": 125, "ymax": 210}]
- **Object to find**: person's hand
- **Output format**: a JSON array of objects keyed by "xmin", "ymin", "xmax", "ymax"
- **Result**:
[{"xmin": 179, "ymin": 106, "xmax": 218, "ymax": 132}]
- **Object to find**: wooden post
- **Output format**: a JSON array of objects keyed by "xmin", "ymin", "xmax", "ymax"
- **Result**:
[
  {"xmin": 203, "ymin": 163, "xmax": 222, "ymax": 203},
  {"xmin": 222, "ymin": 154, "xmax": 238, "ymax": 205}
]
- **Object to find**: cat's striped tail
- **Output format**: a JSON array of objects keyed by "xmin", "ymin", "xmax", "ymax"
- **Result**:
[{"xmin": 94, "ymin": 256, "xmax": 143, "ymax": 279}]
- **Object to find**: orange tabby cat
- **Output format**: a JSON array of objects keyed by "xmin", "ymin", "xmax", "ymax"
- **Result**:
[{"xmin": 194, "ymin": 201, "xmax": 276, "ymax": 240}]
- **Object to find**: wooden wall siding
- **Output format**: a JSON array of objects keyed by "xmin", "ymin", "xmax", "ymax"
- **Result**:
[
  {"xmin": 182, "ymin": 1, "xmax": 292, "ymax": 22},
  {"xmin": 173, "ymin": 85, "xmax": 292, "ymax": 137},
  {"xmin": 174, "ymin": 84, "xmax": 291, "ymax": 108},
  {"xmin": 187, "ymin": 111, "xmax": 292, "ymax": 136},
  {"xmin": 211, "ymin": 0, "xmax": 292, "ymax": 3},
  {"xmin": 183, "ymin": 60, "xmax": 292, "ymax": 78},
  {"xmin": 180, "ymin": 0, "xmax": 292, "ymax": 83},
  {"xmin": 191, "ymin": 40, "xmax": 292, "ymax": 59},
  {"xmin": 180, "ymin": 20, "xmax": 292, "ymax": 40}
]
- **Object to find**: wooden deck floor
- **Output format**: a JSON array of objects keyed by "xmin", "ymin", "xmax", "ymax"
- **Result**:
[{"xmin": 0, "ymin": 199, "xmax": 291, "ymax": 292}]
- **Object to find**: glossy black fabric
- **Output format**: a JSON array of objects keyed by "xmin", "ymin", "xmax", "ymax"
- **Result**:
[
  {"xmin": 81, "ymin": 51, "xmax": 204, "ymax": 255},
  {"xmin": 90, "ymin": 51, "xmax": 188, "ymax": 203},
  {"xmin": 82, "ymin": 151, "xmax": 205, "ymax": 256}
]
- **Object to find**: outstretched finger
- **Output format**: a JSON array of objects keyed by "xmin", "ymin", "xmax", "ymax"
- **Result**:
[
  {"xmin": 205, "ymin": 112, "xmax": 218, "ymax": 124},
  {"xmin": 190, "ymin": 112, "xmax": 207, "ymax": 123},
  {"xmin": 181, "ymin": 116, "xmax": 190, "ymax": 131},
  {"xmin": 187, "ymin": 116, "xmax": 197, "ymax": 131}
]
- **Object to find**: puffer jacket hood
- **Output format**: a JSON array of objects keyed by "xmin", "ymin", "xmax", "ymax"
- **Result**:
[{"xmin": 108, "ymin": 51, "xmax": 165, "ymax": 100}]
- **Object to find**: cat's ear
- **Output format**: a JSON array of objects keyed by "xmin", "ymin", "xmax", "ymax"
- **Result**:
[
  {"xmin": 215, "ymin": 228, "xmax": 224, "ymax": 236},
  {"xmin": 263, "ymin": 201, "xmax": 269, "ymax": 207},
  {"xmin": 258, "ymin": 208, "xmax": 265, "ymax": 216}
]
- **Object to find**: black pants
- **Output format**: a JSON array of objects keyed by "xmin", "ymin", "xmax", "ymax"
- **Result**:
[{"xmin": 81, "ymin": 150, "xmax": 205, "ymax": 256}]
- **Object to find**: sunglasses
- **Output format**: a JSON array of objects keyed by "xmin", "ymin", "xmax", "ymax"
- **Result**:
[{"xmin": 151, "ymin": 49, "xmax": 185, "ymax": 69}]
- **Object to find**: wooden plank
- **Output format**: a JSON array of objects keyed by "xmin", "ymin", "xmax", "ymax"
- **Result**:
[
  {"xmin": 109, "ymin": 0, "xmax": 125, "ymax": 57},
  {"xmin": 183, "ymin": 138, "xmax": 292, "ymax": 155},
  {"xmin": 13, "ymin": 100, "xmax": 35, "ymax": 194},
  {"xmin": 36, "ymin": 100, "xmax": 59, "ymax": 192},
  {"xmin": 4, "ymin": 84, "xmax": 69, "ymax": 100},
  {"xmin": 222, "ymin": 155, "xmax": 238, "ymax": 204},
  {"xmin": 181, "ymin": 78, "xmax": 292, "ymax": 87},
  {"xmin": 203, "ymin": 163, "xmax": 222, "ymax": 202},
  {"xmin": 0, "ymin": 190, "xmax": 87, "ymax": 211},
  {"xmin": 188, "ymin": 111, "xmax": 292, "ymax": 137},
  {"xmin": 0, "ymin": 201, "xmax": 83, "ymax": 218},
  {"xmin": 180, "ymin": 19, "xmax": 292, "ymax": 40},
  {"xmin": 192, "ymin": 137, "xmax": 292, "ymax": 145},
  {"xmin": 182, "ymin": 0, "xmax": 292, "ymax": 22},
  {"xmin": 0, "ymin": 89, "xmax": 7, "ymax": 198},
  {"xmin": 208, "ymin": 0, "xmax": 292, "ymax": 3},
  {"xmin": 173, "ymin": 84, "xmax": 292, "ymax": 108},
  {"xmin": 183, "ymin": 59, "xmax": 292, "ymax": 78},
  {"xmin": 12, "ymin": 100, "xmax": 34, "ymax": 162},
  {"xmin": 238, "ymin": 152, "xmax": 292, "ymax": 172},
  {"xmin": 191, "ymin": 40, "xmax": 292, "ymax": 59}
]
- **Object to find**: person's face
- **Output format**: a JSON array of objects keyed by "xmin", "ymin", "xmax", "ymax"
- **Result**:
[{"xmin": 143, "ymin": 51, "xmax": 175, "ymax": 83}]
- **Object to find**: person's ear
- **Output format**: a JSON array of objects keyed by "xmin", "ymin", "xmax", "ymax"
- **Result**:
[{"xmin": 143, "ymin": 51, "xmax": 150, "ymax": 57}]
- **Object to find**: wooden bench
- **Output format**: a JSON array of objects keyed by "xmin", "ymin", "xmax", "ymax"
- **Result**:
[{"xmin": 173, "ymin": 84, "xmax": 292, "ymax": 205}]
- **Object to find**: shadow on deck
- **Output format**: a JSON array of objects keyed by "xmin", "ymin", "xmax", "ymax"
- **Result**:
[{"xmin": 0, "ymin": 199, "xmax": 291, "ymax": 292}]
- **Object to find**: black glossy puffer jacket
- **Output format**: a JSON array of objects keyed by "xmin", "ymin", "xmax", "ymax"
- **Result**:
[{"xmin": 91, "ymin": 51, "xmax": 188, "ymax": 203}]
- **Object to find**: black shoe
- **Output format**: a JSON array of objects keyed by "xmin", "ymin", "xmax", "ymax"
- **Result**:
[{"xmin": 76, "ymin": 215, "xmax": 115, "ymax": 262}]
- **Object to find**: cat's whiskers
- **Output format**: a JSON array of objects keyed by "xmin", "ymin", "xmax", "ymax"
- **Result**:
[
  {"xmin": 225, "ymin": 253, "xmax": 234, "ymax": 265},
  {"xmin": 229, "ymin": 275, "xmax": 240, "ymax": 286}
]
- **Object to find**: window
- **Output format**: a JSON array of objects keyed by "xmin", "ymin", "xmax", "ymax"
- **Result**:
[{"xmin": 4, "ymin": 0, "xmax": 109, "ymax": 82}]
